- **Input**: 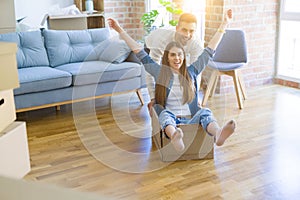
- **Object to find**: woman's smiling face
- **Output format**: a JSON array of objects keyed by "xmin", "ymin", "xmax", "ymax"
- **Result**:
[{"xmin": 167, "ymin": 46, "xmax": 184, "ymax": 73}]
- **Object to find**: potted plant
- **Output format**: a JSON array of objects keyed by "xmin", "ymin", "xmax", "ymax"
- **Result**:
[
  {"xmin": 141, "ymin": 0, "xmax": 183, "ymax": 35},
  {"xmin": 140, "ymin": 10, "xmax": 159, "ymax": 35},
  {"xmin": 159, "ymin": 0, "xmax": 183, "ymax": 26}
]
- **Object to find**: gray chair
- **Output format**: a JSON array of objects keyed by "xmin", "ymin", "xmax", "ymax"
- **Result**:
[{"xmin": 202, "ymin": 29, "xmax": 248, "ymax": 109}]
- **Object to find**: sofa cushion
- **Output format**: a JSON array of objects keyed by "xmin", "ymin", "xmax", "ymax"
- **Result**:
[
  {"xmin": 98, "ymin": 39, "xmax": 131, "ymax": 63},
  {"xmin": 55, "ymin": 61, "xmax": 142, "ymax": 86},
  {"xmin": 14, "ymin": 67, "xmax": 72, "ymax": 95},
  {"xmin": 0, "ymin": 31, "xmax": 49, "ymax": 69},
  {"xmin": 43, "ymin": 28, "xmax": 111, "ymax": 67}
]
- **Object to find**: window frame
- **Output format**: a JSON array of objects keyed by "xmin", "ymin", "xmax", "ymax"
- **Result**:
[{"xmin": 276, "ymin": 0, "xmax": 300, "ymax": 82}]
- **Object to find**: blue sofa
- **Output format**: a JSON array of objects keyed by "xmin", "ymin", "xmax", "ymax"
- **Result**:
[{"xmin": 0, "ymin": 28, "xmax": 146, "ymax": 112}]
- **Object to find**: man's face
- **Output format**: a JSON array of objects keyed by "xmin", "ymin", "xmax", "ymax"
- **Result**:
[{"xmin": 175, "ymin": 21, "xmax": 197, "ymax": 46}]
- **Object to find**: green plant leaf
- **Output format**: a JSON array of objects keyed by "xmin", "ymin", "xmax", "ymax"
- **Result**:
[
  {"xmin": 159, "ymin": 0, "xmax": 170, "ymax": 6},
  {"xmin": 165, "ymin": 6, "xmax": 174, "ymax": 14},
  {"xmin": 173, "ymin": 8, "xmax": 183, "ymax": 15},
  {"xmin": 169, "ymin": 19, "xmax": 178, "ymax": 26},
  {"xmin": 141, "ymin": 10, "xmax": 159, "ymax": 27},
  {"xmin": 141, "ymin": 0, "xmax": 182, "ymax": 31}
]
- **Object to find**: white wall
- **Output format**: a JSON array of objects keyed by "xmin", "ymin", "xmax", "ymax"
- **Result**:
[{"xmin": 14, "ymin": 0, "xmax": 74, "ymax": 29}]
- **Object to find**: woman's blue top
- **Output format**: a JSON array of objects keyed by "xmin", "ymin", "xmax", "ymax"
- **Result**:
[{"xmin": 135, "ymin": 47, "xmax": 215, "ymax": 117}]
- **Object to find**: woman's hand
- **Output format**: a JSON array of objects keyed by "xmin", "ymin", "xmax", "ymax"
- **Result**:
[
  {"xmin": 224, "ymin": 9, "xmax": 232, "ymax": 24},
  {"xmin": 107, "ymin": 18, "xmax": 124, "ymax": 33},
  {"xmin": 219, "ymin": 9, "xmax": 232, "ymax": 30}
]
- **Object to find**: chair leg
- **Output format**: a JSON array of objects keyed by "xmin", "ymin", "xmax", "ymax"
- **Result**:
[
  {"xmin": 232, "ymin": 70, "xmax": 244, "ymax": 109},
  {"xmin": 237, "ymin": 70, "xmax": 247, "ymax": 100},
  {"xmin": 136, "ymin": 89, "xmax": 144, "ymax": 105},
  {"xmin": 210, "ymin": 72, "xmax": 219, "ymax": 98},
  {"xmin": 202, "ymin": 69, "xmax": 246, "ymax": 109},
  {"xmin": 202, "ymin": 70, "xmax": 219, "ymax": 106}
]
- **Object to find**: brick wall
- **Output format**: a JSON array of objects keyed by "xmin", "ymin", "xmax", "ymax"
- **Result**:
[
  {"xmin": 104, "ymin": 0, "xmax": 145, "ymax": 40},
  {"xmin": 104, "ymin": 0, "xmax": 280, "ymax": 92}
]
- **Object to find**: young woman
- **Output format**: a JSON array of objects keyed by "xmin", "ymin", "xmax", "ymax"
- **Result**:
[{"xmin": 107, "ymin": 9, "xmax": 236, "ymax": 152}]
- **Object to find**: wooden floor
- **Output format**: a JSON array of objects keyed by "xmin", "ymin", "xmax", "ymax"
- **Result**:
[{"xmin": 18, "ymin": 84, "xmax": 300, "ymax": 200}]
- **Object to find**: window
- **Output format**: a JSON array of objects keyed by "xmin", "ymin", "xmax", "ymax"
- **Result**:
[
  {"xmin": 277, "ymin": 0, "xmax": 300, "ymax": 81},
  {"xmin": 145, "ymin": 0, "xmax": 205, "ymax": 43},
  {"xmin": 145, "ymin": 0, "xmax": 170, "ymax": 28}
]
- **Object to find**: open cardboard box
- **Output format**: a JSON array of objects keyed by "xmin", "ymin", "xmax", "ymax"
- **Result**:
[{"xmin": 151, "ymin": 107, "xmax": 214, "ymax": 162}]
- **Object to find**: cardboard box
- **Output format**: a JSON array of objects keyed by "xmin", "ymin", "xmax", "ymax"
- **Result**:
[
  {"xmin": 0, "ymin": 122, "xmax": 30, "ymax": 179},
  {"xmin": 151, "ymin": 108, "xmax": 214, "ymax": 162},
  {"xmin": 0, "ymin": 42, "xmax": 19, "ymax": 91},
  {"xmin": 0, "ymin": 89, "xmax": 16, "ymax": 132},
  {"xmin": 0, "ymin": 175, "xmax": 112, "ymax": 200}
]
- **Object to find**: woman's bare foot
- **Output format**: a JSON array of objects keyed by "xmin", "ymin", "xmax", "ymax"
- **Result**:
[
  {"xmin": 216, "ymin": 120, "xmax": 236, "ymax": 146},
  {"xmin": 171, "ymin": 128, "xmax": 185, "ymax": 152}
]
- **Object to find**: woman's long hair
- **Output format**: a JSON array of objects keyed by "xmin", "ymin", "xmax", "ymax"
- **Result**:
[{"xmin": 155, "ymin": 42, "xmax": 195, "ymax": 107}]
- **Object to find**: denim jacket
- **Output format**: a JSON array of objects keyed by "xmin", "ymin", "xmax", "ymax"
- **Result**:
[{"xmin": 135, "ymin": 47, "xmax": 215, "ymax": 117}]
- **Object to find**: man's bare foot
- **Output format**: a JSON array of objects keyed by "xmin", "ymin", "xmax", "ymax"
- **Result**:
[
  {"xmin": 216, "ymin": 119, "xmax": 236, "ymax": 146},
  {"xmin": 171, "ymin": 128, "xmax": 185, "ymax": 152}
]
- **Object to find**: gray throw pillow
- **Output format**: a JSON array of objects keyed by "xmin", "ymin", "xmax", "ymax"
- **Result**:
[{"xmin": 98, "ymin": 39, "xmax": 131, "ymax": 63}]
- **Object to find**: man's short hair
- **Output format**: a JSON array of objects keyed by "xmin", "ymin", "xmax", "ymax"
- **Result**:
[{"xmin": 178, "ymin": 13, "xmax": 197, "ymax": 25}]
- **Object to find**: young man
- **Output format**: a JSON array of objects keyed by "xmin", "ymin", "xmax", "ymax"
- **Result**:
[
  {"xmin": 145, "ymin": 13, "xmax": 204, "ymax": 114},
  {"xmin": 145, "ymin": 13, "xmax": 203, "ymax": 65}
]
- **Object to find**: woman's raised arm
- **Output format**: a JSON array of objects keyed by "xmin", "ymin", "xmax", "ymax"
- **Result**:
[
  {"xmin": 107, "ymin": 18, "xmax": 143, "ymax": 54},
  {"xmin": 207, "ymin": 9, "xmax": 232, "ymax": 50}
]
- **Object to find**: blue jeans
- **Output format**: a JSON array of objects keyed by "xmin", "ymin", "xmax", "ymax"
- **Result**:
[{"xmin": 158, "ymin": 108, "xmax": 216, "ymax": 134}]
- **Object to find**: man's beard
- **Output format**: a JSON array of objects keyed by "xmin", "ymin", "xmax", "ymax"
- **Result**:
[{"xmin": 176, "ymin": 33, "xmax": 189, "ymax": 46}]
